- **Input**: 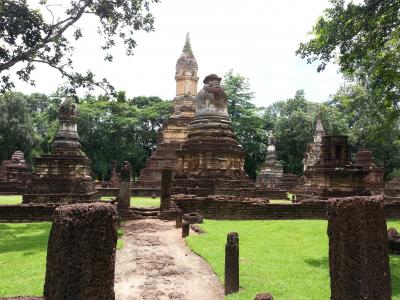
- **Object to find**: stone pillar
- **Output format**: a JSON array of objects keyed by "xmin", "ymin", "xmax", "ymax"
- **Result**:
[
  {"xmin": 182, "ymin": 221, "xmax": 190, "ymax": 238},
  {"xmin": 176, "ymin": 210, "xmax": 183, "ymax": 228},
  {"xmin": 160, "ymin": 168, "xmax": 172, "ymax": 211},
  {"xmin": 118, "ymin": 161, "xmax": 131, "ymax": 209},
  {"xmin": 110, "ymin": 160, "xmax": 117, "ymax": 188},
  {"xmin": 44, "ymin": 203, "xmax": 118, "ymax": 300},
  {"xmin": 327, "ymin": 196, "xmax": 391, "ymax": 300},
  {"xmin": 225, "ymin": 232, "xmax": 239, "ymax": 295}
]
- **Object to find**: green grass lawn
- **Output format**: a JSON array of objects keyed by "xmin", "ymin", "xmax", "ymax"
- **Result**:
[
  {"xmin": 0, "ymin": 222, "xmax": 124, "ymax": 297},
  {"xmin": 186, "ymin": 220, "xmax": 400, "ymax": 300},
  {"xmin": 269, "ymin": 199, "xmax": 292, "ymax": 204},
  {"xmin": 0, "ymin": 195, "xmax": 22, "ymax": 205},
  {"xmin": 101, "ymin": 196, "xmax": 160, "ymax": 207}
]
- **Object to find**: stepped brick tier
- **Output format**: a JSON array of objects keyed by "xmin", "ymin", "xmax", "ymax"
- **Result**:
[
  {"xmin": 136, "ymin": 33, "xmax": 198, "ymax": 194},
  {"xmin": 257, "ymin": 134, "xmax": 283, "ymax": 188},
  {"xmin": 303, "ymin": 114, "xmax": 325, "ymax": 171},
  {"xmin": 23, "ymin": 98, "xmax": 98, "ymax": 204},
  {"xmin": 380, "ymin": 177, "xmax": 400, "ymax": 202},
  {"xmin": 303, "ymin": 135, "xmax": 384, "ymax": 198},
  {"xmin": 172, "ymin": 74, "xmax": 255, "ymax": 197},
  {"xmin": 0, "ymin": 150, "xmax": 31, "ymax": 194}
]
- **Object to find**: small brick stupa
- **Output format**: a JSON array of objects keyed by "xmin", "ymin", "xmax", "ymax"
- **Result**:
[
  {"xmin": 136, "ymin": 33, "xmax": 198, "ymax": 194},
  {"xmin": 303, "ymin": 114, "xmax": 325, "ymax": 171},
  {"xmin": 172, "ymin": 74, "xmax": 255, "ymax": 196},
  {"xmin": 23, "ymin": 98, "xmax": 98, "ymax": 204},
  {"xmin": 0, "ymin": 150, "xmax": 30, "ymax": 194},
  {"xmin": 257, "ymin": 134, "xmax": 283, "ymax": 188}
]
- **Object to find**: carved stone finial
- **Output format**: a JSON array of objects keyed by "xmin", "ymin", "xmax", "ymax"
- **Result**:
[{"xmin": 196, "ymin": 74, "xmax": 228, "ymax": 116}]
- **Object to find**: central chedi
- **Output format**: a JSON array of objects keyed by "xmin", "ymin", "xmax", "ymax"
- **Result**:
[
  {"xmin": 23, "ymin": 98, "xmax": 98, "ymax": 204},
  {"xmin": 136, "ymin": 33, "xmax": 198, "ymax": 194},
  {"xmin": 172, "ymin": 74, "xmax": 255, "ymax": 196}
]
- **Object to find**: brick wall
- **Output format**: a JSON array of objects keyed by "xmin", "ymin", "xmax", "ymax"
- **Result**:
[
  {"xmin": 0, "ymin": 204, "xmax": 55, "ymax": 222},
  {"xmin": 173, "ymin": 197, "xmax": 400, "ymax": 220}
]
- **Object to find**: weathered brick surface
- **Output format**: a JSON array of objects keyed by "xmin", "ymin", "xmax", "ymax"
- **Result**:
[
  {"xmin": 44, "ymin": 202, "xmax": 117, "ymax": 300},
  {"xmin": 0, "ymin": 205, "xmax": 55, "ymax": 222},
  {"xmin": 327, "ymin": 196, "xmax": 391, "ymax": 300}
]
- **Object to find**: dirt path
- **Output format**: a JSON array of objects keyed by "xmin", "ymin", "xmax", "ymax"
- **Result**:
[{"xmin": 115, "ymin": 219, "xmax": 224, "ymax": 300}]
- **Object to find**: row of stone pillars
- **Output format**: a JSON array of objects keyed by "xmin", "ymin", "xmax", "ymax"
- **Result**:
[{"xmin": 222, "ymin": 196, "xmax": 392, "ymax": 299}]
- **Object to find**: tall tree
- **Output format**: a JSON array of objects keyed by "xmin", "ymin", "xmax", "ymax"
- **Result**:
[
  {"xmin": 297, "ymin": 0, "xmax": 400, "ymax": 108},
  {"xmin": 0, "ymin": 92, "xmax": 38, "ymax": 161},
  {"xmin": 222, "ymin": 70, "xmax": 265, "ymax": 179},
  {"xmin": 0, "ymin": 0, "xmax": 158, "ymax": 94}
]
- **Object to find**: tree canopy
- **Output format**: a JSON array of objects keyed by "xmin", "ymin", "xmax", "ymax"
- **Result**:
[
  {"xmin": 0, "ymin": 0, "xmax": 158, "ymax": 94},
  {"xmin": 297, "ymin": 0, "xmax": 400, "ymax": 108}
]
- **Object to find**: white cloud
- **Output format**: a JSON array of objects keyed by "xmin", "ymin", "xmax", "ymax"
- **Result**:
[{"xmin": 15, "ymin": 0, "xmax": 344, "ymax": 107}]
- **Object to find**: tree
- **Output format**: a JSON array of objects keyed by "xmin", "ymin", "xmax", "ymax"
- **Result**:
[
  {"xmin": 0, "ymin": 0, "xmax": 158, "ymax": 94},
  {"xmin": 222, "ymin": 70, "xmax": 255, "ymax": 120},
  {"xmin": 0, "ymin": 92, "xmax": 39, "ymax": 161},
  {"xmin": 297, "ymin": 0, "xmax": 400, "ymax": 108},
  {"xmin": 267, "ymin": 90, "xmax": 349, "ymax": 174},
  {"xmin": 77, "ymin": 95, "xmax": 171, "ymax": 179},
  {"xmin": 330, "ymin": 84, "xmax": 400, "ymax": 176},
  {"xmin": 222, "ymin": 70, "xmax": 265, "ymax": 179}
]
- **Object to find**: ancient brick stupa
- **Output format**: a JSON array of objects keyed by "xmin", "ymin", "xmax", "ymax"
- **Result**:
[
  {"xmin": 172, "ymin": 74, "xmax": 255, "ymax": 196},
  {"xmin": 304, "ymin": 136, "xmax": 383, "ymax": 198},
  {"xmin": 23, "ymin": 98, "xmax": 98, "ymax": 204},
  {"xmin": 0, "ymin": 150, "xmax": 30, "ymax": 194},
  {"xmin": 257, "ymin": 134, "xmax": 283, "ymax": 188},
  {"xmin": 303, "ymin": 114, "xmax": 325, "ymax": 171},
  {"xmin": 136, "ymin": 33, "xmax": 198, "ymax": 194}
]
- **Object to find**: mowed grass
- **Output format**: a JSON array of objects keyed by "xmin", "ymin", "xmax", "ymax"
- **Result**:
[
  {"xmin": 101, "ymin": 196, "xmax": 160, "ymax": 207},
  {"xmin": 0, "ymin": 195, "xmax": 22, "ymax": 205},
  {"xmin": 186, "ymin": 220, "xmax": 400, "ymax": 300},
  {"xmin": 0, "ymin": 222, "xmax": 124, "ymax": 297},
  {"xmin": 0, "ymin": 222, "xmax": 50, "ymax": 296}
]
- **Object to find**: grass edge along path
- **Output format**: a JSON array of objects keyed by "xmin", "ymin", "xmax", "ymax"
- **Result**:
[{"xmin": 186, "ymin": 219, "xmax": 400, "ymax": 300}]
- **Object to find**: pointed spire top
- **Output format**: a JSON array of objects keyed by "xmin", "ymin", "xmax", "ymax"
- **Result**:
[
  {"xmin": 315, "ymin": 113, "xmax": 324, "ymax": 134},
  {"xmin": 182, "ymin": 32, "xmax": 193, "ymax": 55}
]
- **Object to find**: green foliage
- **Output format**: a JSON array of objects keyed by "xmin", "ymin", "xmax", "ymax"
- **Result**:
[
  {"xmin": 186, "ymin": 219, "xmax": 400, "ymax": 300},
  {"xmin": 0, "ymin": 0, "xmax": 159, "ymax": 94},
  {"xmin": 222, "ymin": 70, "xmax": 266, "ymax": 179},
  {"xmin": 77, "ymin": 95, "xmax": 171, "ymax": 179},
  {"xmin": 297, "ymin": 0, "xmax": 400, "ymax": 108},
  {"xmin": 266, "ymin": 90, "xmax": 348, "ymax": 174},
  {"xmin": 330, "ymin": 83, "xmax": 400, "ymax": 174},
  {"xmin": 0, "ymin": 92, "xmax": 38, "ymax": 161}
]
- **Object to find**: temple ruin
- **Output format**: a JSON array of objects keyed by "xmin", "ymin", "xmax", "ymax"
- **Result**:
[
  {"xmin": 23, "ymin": 98, "xmax": 98, "ymax": 204},
  {"xmin": 257, "ymin": 134, "xmax": 283, "ymax": 188},
  {"xmin": 303, "ymin": 114, "xmax": 325, "ymax": 172},
  {"xmin": 135, "ymin": 33, "xmax": 198, "ymax": 195},
  {"xmin": 0, "ymin": 150, "xmax": 30, "ymax": 194},
  {"xmin": 303, "ymin": 135, "xmax": 384, "ymax": 198},
  {"xmin": 172, "ymin": 74, "xmax": 255, "ymax": 196}
]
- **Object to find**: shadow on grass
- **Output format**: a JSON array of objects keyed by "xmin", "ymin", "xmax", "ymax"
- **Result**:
[
  {"xmin": 305, "ymin": 255, "xmax": 400, "ymax": 297},
  {"xmin": 0, "ymin": 223, "xmax": 50, "ymax": 255},
  {"xmin": 305, "ymin": 256, "xmax": 329, "ymax": 268}
]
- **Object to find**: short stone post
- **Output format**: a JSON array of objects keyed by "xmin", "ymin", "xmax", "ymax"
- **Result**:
[
  {"xmin": 182, "ymin": 221, "xmax": 190, "ymax": 238},
  {"xmin": 327, "ymin": 196, "xmax": 391, "ymax": 300},
  {"xmin": 225, "ymin": 232, "xmax": 239, "ymax": 295},
  {"xmin": 176, "ymin": 210, "xmax": 183, "ymax": 228},
  {"xmin": 110, "ymin": 160, "xmax": 117, "ymax": 188},
  {"xmin": 44, "ymin": 203, "xmax": 118, "ymax": 300},
  {"xmin": 160, "ymin": 168, "xmax": 172, "ymax": 211},
  {"xmin": 118, "ymin": 161, "xmax": 131, "ymax": 209}
]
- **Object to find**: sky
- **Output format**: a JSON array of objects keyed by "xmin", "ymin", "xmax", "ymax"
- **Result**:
[{"xmin": 16, "ymin": 0, "xmax": 345, "ymax": 107}]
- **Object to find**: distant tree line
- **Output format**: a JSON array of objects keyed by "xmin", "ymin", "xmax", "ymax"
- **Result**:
[{"xmin": 1, "ymin": 71, "xmax": 400, "ymax": 181}]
